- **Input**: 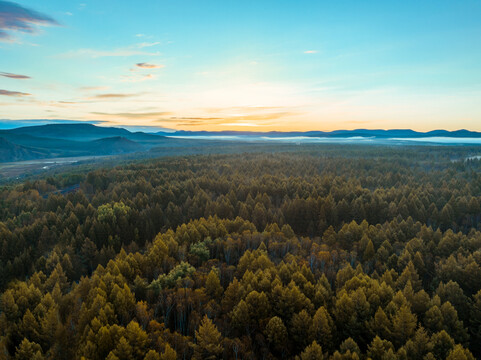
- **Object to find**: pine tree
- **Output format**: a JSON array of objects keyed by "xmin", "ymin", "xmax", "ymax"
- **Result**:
[
  {"xmin": 205, "ymin": 269, "xmax": 223, "ymax": 299},
  {"xmin": 230, "ymin": 299, "xmax": 251, "ymax": 332},
  {"xmin": 367, "ymin": 307, "xmax": 391, "ymax": 340},
  {"xmin": 21, "ymin": 309, "xmax": 40, "ymax": 343},
  {"xmin": 125, "ymin": 321, "xmax": 149, "ymax": 358},
  {"xmin": 470, "ymin": 289, "xmax": 481, "ymax": 355},
  {"xmin": 309, "ymin": 306, "xmax": 333, "ymax": 350},
  {"xmin": 300, "ymin": 341, "xmax": 325, "ymax": 360},
  {"xmin": 160, "ymin": 344, "xmax": 177, "ymax": 360},
  {"xmin": 113, "ymin": 337, "xmax": 133, "ymax": 360},
  {"xmin": 363, "ymin": 239, "xmax": 375, "ymax": 262},
  {"xmin": 193, "ymin": 315, "xmax": 223, "ymax": 360},
  {"xmin": 446, "ymin": 345, "xmax": 475, "ymax": 360},
  {"xmin": 403, "ymin": 327, "xmax": 432, "ymax": 360},
  {"xmin": 391, "ymin": 305, "xmax": 417, "ymax": 347},
  {"xmin": 15, "ymin": 338, "xmax": 44, "ymax": 360},
  {"xmin": 367, "ymin": 336, "xmax": 394, "ymax": 360},
  {"xmin": 265, "ymin": 316, "xmax": 287, "ymax": 354},
  {"xmin": 144, "ymin": 350, "xmax": 161, "ymax": 360},
  {"xmin": 291, "ymin": 310, "xmax": 312, "ymax": 351},
  {"xmin": 431, "ymin": 330, "xmax": 455, "ymax": 360}
]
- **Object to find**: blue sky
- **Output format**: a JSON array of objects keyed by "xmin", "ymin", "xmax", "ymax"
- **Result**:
[{"xmin": 1, "ymin": 0, "xmax": 481, "ymax": 131}]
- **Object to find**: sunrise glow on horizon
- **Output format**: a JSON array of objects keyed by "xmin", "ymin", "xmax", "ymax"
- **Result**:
[{"xmin": 1, "ymin": 0, "xmax": 481, "ymax": 132}]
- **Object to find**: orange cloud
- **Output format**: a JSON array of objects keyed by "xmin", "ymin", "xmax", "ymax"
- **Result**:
[
  {"xmin": 89, "ymin": 93, "xmax": 138, "ymax": 99},
  {"xmin": 152, "ymin": 109, "xmax": 299, "ymax": 127}
]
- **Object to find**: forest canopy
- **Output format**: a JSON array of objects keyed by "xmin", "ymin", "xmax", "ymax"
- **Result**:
[{"xmin": 1, "ymin": 145, "xmax": 481, "ymax": 359}]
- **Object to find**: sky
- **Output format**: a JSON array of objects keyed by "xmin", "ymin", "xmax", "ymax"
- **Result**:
[{"xmin": 1, "ymin": 0, "xmax": 481, "ymax": 132}]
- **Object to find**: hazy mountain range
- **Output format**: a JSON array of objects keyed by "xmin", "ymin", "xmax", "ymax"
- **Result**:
[
  {"xmin": 160, "ymin": 128, "xmax": 481, "ymax": 138},
  {"xmin": 1, "ymin": 123, "xmax": 481, "ymax": 163}
]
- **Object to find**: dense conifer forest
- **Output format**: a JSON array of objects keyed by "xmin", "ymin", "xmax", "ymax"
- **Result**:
[{"xmin": 2, "ymin": 145, "xmax": 481, "ymax": 359}]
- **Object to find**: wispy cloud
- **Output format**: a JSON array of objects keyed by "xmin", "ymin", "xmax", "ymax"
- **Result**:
[
  {"xmin": 58, "ymin": 38, "xmax": 162, "ymax": 58},
  {"xmin": 0, "ymin": 89, "xmax": 31, "ymax": 96},
  {"xmin": 165, "ymin": 117, "xmax": 224, "ymax": 121},
  {"xmin": 217, "ymin": 112, "xmax": 297, "ymax": 122},
  {"xmin": 220, "ymin": 122, "xmax": 264, "ymax": 127},
  {"xmin": 205, "ymin": 106, "xmax": 293, "ymax": 114},
  {"xmin": 91, "ymin": 111, "xmax": 172, "ymax": 119},
  {"xmin": 152, "ymin": 109, "xmax": 299, "ymax": 127},
  {"xmin": 136, "ymin": 62, "xmax": 164, "ymax": 69},
  {"xmin": 304, "ymin": 50, "xmax": 318, "ymax": 54},
  {"xmin": 0, "ymin": 1, "xmax": 59, "ymax": 41},
  {"xmin": 0, "ymin": 71, "xmax": 30, "ymax": 79},
  {"xmin": 79, "ymin": 85, "xmax": 110, "ymax": 91},
  {"xmin": 59, "ymin": 47, "xmax": 160, "ymax": 58},
  {"xmin": 344, "ymin": 120, "xmax": 376, "ymax": 125},
  {"xmin": 137, "ymin": 42, "xmax": 160, "ymax": 48},
  {"xmin": 121, "ymin": 74, "xmax": 156, "ymax": 82}
]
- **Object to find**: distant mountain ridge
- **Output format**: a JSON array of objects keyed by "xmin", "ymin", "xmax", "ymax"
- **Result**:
[
  {"xmin": 5, "ymin": 123, "xmax": 481, "ymax": 140},
  {"xmin": 1, "ymin": 123, "xmax": 481, "ymax": 163},
  {"xmin": 157, "ymin": 128, "xmax": 481, "ymax": 138},
  {"xmin": 8, "ymin": 123, "xmax": 130, "ymax": 140}
]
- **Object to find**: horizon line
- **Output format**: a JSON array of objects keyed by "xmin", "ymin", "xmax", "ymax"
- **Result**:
[{"xmin": 1, "ymin": 120, "xmax": 480, "ymax": 134}]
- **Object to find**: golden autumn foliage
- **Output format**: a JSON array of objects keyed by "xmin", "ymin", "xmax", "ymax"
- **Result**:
[{"xmin": 1, "ymin": 148, "xmax": 481, "ymax": 359}]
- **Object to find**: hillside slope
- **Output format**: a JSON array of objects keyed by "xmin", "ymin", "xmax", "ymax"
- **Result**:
[
  {"xmin": 0, "ymin": 137, "xmax": 48, "ymax": 162},
  {"xmin": 90, "ymin": 136, "xmax": 144, "ymax": 154},
  {"xmin": 8, "ymin": 123, "xmax": 131, "ymax": 141}
]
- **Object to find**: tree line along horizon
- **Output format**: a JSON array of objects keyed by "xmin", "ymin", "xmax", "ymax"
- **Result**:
[{"xmin": 1, "ymin": 145, "xmax": 481, "ymax": 359}]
